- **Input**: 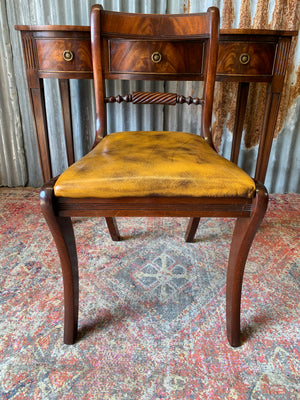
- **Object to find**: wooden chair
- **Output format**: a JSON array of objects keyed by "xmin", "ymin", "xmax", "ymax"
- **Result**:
[{"xmin": 40, "ymin": 5, "xmax": 268, "ymax": 346}]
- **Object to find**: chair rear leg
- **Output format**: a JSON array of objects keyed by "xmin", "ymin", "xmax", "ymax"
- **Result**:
[
  {"xmin": 226, "ymin": 183, "xmax": 268, "ymax": 347},
  {"xmin": 105, "ymin": 217, "xmax": 121, "ymax": 241},
  {"xmin": 185, "ymin": 217, "xmax": 201, "ymax": 242},
  {"xmin": 40, "ymin": 180, "xmax": 79, "ymax": 344}
]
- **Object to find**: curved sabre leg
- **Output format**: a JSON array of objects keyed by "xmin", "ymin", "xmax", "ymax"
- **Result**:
[
  {"xmin": 40, "ymin": 180, "xmax": 79, "ymax": 345},
  {"xmin": 226, "ymin": 183, "xmax": 268, "ymax": 347}
]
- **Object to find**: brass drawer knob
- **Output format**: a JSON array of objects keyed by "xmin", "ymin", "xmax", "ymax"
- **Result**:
[
  {"xmin": 151, "ymin": 51, "xmax": 162, "ymax": 63},
  {"xmin": 63, "ymin": 50, "xmax": 74, "ymax": 62},
  {"xmin": 239, "ymin": 53, "xmax": 250, "ymax": 65}
]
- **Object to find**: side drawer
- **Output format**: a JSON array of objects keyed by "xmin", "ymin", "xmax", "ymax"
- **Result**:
[
  {"xmin": 217, "ymin": 42, "xmax": 276, "ymax": 77},
  {"xmin": 36, "ymin": 38, "xmax": 92, "ymax": 72},
  {"xmin": 107, "ymin": 40, "xmax": 205, "ymax": 77}
]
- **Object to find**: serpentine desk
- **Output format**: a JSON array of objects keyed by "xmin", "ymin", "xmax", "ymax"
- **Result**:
[{"xmin": 15, "ymin": 25, "xmax": 297, "ymax": 184}]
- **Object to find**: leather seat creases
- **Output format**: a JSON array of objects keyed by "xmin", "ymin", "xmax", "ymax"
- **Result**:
[{"xmin": 54, "ymin": 131, "xmax": 256, "ymax": 199}]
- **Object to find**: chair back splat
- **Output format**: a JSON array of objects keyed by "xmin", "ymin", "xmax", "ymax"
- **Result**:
[
  {"xmin": 91, "ymin": 5, "xmax": 219, "ymax": 147},
  {"xmin": 40, "ymin": 5, "xmax": 268, "ymax": 347}
]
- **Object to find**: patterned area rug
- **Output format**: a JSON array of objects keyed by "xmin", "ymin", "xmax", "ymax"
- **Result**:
[{"xmin": 0, "ymin": 188, "xmax": 299, "ymax": 399}]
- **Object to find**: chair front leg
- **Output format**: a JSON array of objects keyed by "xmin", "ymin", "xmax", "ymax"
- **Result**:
[
  {"xmin": 40, "ymin": 181, "xmax": 79, "ymax": 345},
  {"xmin": 226, "ymin": 183, "xmax": 268, "ymax": 347}
]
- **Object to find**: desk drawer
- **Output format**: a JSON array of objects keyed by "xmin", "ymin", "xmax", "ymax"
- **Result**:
[
  {"xmin": 36, "ymin": 39, "xmax": 92, "ymax": 72},
  {"xmin": 217, "ymin": 42, "xmax": 276, "ymax": 76},
  {"xmin": 107, "ymin": 40, "xmax": 205, "ymax": 76}
]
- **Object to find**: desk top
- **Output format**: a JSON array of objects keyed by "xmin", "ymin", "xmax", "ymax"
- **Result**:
[{"xmin": 15, "ymin": 25, "xmax": 298, "ymax": 37}]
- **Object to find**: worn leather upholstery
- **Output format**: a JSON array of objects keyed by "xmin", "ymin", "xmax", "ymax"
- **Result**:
[{"xmin": 54, "ymin": 131, "xmax": 256, "ymax": 198}]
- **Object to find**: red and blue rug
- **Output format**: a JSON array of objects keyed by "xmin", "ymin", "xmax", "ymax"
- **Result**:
[{"xmin": 0, "ymin": 189, "xmax": 299, "ymax": 399}]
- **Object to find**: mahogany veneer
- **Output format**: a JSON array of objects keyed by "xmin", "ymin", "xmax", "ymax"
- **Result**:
[{"xmin": 15, "ymin": 9, "xmax": 296, "ymax": 347}]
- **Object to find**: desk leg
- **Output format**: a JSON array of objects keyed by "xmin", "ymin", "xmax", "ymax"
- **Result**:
[
  {"xmin": 59, "ymin": 79, "xmax": 74, "ymax": 166},
  {"xmin": 21, "ymin": 32, "xmax": 52, "ymax": 183},
  {"xmin": 30, "ymin": 80, "xmax": 52, "ymax": 183},
  {"xmin": 255, "ymin": 87, "xmax": 281, "ymax": 183},
  {"xmin": 230, "ymin": 82, "xmax": 249, "ymax": 164},
  {"xmin": 255, "ymin": 37, "xmax": 291, "ymax": 184}
]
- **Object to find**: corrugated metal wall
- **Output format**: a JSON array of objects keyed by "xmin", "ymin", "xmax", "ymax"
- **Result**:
[{"xmin": 1, "ymin": 0, "xmax": 300, "ymax": 192}]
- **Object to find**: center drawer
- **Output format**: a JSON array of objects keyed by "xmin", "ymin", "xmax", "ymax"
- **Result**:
[{"xmin": 107, "ymin": 40, "xmax": 205, "ymax": 77}]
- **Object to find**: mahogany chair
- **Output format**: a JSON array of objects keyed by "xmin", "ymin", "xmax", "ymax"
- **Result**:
[{"xmin": 40, "ymin": 5, "xmax": 268, "ymax": 346}]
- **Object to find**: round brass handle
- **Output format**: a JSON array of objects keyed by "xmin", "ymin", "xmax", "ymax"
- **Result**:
[
  {"xmin": 63, "ymin": 50, "xmax": 74, "ymax": 62},
  {"xmin": 239, "ymin": 53, "xmax": 250, "ymax": 65},
  {"xmin": 151, "ymin": 51, "xmax": 162, "ymax": 63}
]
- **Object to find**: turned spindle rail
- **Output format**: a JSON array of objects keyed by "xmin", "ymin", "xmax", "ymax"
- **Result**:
[{"xmin": 105, "ymin": 92, "xmax": 205, "ymax": 105}]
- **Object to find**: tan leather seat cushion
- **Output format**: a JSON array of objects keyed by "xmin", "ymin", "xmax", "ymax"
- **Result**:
[{"xmin": 54, "ymin": 131, "xmax": 256, "ymax": 198}]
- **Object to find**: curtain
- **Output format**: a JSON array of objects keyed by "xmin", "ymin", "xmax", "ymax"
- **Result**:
[{"xmin": 0, "ymin": 0, "xmax": 27, "ymax": 186}]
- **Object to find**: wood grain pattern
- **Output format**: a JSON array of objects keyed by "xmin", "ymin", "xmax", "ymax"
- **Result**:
[
  {"xmin": 107, "ymin": 40, "xmax": 204, "ymax": 76},
  {"xmin": 100, "ymin": 11, "xmax": 210, "ymax": 38},
  {"xmin": 217, "ymin": 42, "xmax": 276, "ymax": 77},
  {"xmin": 36, "ymin": 38, "xmax": 92, "ymax": 73},
  {"xmin": 55, "ymin": 195, "xmax": 253, "ymax": 218}
]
